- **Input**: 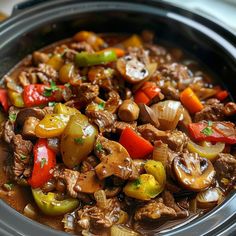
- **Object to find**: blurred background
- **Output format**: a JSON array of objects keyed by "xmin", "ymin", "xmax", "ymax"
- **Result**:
[{"xmin": 0, "ymin": 0, "xmax": 236, "ymax": 32}]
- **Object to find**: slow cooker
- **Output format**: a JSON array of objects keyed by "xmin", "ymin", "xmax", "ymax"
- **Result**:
[{"xmin": 0, "ymin": 0, "xmax": 235, "ymax": 235}]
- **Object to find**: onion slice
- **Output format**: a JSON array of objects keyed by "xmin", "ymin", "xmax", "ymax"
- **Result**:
[
  {"xmin": 111, "ymin": 225, "xmax": 140, "ymax": 236},
  {"xmin": 152, "ymin": 141, "xmax": 168, "ymax": 167},
  {"xmin": 151, "ymin": 100, "xmax": 182, "ymax": 130},
  {"xmin": 187, "ymin": 140, "xmax": 225, "ymax": 161},
  {"xmin": 196, "ymin": 188, "xmax": 224, "ymax": 209}
]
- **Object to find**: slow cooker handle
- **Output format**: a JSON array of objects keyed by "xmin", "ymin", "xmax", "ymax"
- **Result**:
[{"xmin": 12, "ymin": 0, "xmax": 54, "ymax": 15}]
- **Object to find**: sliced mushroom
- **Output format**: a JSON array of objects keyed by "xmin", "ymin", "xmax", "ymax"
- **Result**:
[
  {"xmin": 173, "ymin": 153, "xmax": 215, "ymax": 191},
  {"xmin": 117, "ymin": 56, "xmax": 148, "ymax": 84},
  {"xmin": 22, "ymin": 116, "xmax": 40, "ymax": 139},
  {"xmin": 74, "ymin": 170, "xmax": 104, "ymax": 194},
  {"xmin": 94, "ymin": 136, "xmax": 138, "ymax": 180},
  {"xmin": 138, "ymin": 103, "xmax": 159, "ymax": 128},
  {"xmin": 16, "ymin": 107, "xmax": 46, "ymax": 126}
]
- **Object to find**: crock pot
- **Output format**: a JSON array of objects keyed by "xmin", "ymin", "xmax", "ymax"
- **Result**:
[{"xmin": 0, "ymin": 0, "xmax": 235, "ymax": 235}]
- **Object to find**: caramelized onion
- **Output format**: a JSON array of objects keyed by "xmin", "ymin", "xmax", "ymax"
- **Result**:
[
  {"xmin": 94, "ymin": 190, "xmax": 107, "ymax": 209},
  {"xmin": 111, "ymin": 225, "xmax": 140, "ymax": 236},
  {"xmin": 196, "ymin": 188, "xmax": 224, "ymax": 209},
  {"xmin": 23, "ymin": 203, "xmax": 37, "ymax": 219},
  {"xmin": 151, "ymin": 100, "xmax": 182, "ymax": 130},
  {"xmin": 152, "ymin": 141, "xmax": 168, "ymax": 167}
]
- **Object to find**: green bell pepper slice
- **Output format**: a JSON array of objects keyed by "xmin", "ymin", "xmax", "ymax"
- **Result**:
[
  {"xmin": 32, "ymin": 188, "xmax": 79, "ymax": 216},
  {"xmin": 75, "ymin": 50, "xmax": 117, "ymax": 67}
]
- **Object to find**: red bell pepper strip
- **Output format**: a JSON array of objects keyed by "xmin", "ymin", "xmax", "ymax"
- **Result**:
[
  {"xmin": 29, "ymin": 138, "xmax": 56, "ymax": 188},
  {"xmin": 119, "ymin": 127, "xmax": 154, "ymax": 159},
  {"xmin": 134, "ymin": 82, "xmax": 160, "ymax": 105},
  {"xmin": 188, "ymin": 121, "xmax": 236, "ymax": 144},
  {"xmin": 23, "ymin": 83, "xmax": 65, "ymax": 107},
  {"xmin": 0, "ymin": 89, "xmax": 10, "ymax": 111},
  {"xmin": 215, "ymin": 90, "xmax": 229, "ymax": 101}
]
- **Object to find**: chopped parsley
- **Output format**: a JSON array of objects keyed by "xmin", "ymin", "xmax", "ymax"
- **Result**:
[
  {"xmin": 48, "ymin": 101, "xmax": 56, "ymax": 107},
  {"xmin": 3, "ymin": 182, "xmax": 14, "ymax": 191},
  {"xmin": 133, "ymin": 178, "xmax": 141, "ymax": 188},
  {"xmin": 43, "ymin": 81, "xmax": 60, "ymax": 97},
  {"xmin": 40, "ymin": 158, "xmax": 47, "ymax": 168},
  {"xmin": 74, "ymin": 137, "xmax": 84, "ymax": 144},
  {"xmin": 95, "ymin": 142, "xmax": 103, "ymax": 152},
  {"xmin": 9, "ymin": 113, "xmax": 17, "ymax": 122},
  {"xmin": 201, "ymin": 121, "xmax": 213, "ymax": 136},
  {"xmin": 20, "ymin": 154, "xmax": 27, "ymax": 160},
  {"xmin": 97, "ymin": 102, "xmax": 105, "ymax": 110}
]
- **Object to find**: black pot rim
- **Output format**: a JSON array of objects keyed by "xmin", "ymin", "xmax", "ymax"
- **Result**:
[{"xmin": 0, "ymin": 1, "xmax": 235, "ymax": 236}]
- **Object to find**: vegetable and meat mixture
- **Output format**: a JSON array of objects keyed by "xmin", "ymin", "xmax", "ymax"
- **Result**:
[{"xmin": 0, "ymin": 31, "xmax": 236, "ymax": 235}]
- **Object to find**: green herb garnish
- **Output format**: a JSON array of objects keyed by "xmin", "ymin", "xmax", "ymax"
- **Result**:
[
  {"xmin": 74, "ymin": 137, "xmax": 84, "ymax": 144},
  {"xmin": 95, "ymin": 142, "xmax": 103, "ymax": 152},
  {"xmin": 134, "ymin": 178, "xmax": 141, "ymax": 188},
  {"xmin": 43, "ymin": 81, "xmax": 59, "ymax": 97},
  {"xmin": 40, "ymin": 158, "xmax": 47, "ymax": 168},
  {"xmin": 97, "ymin": 102, "xmax": 105, "ymax": 110},
  {"xmin": 3, "ymin": 182, "xmax": 14, "ymax": 191},
  {"xmin": 20, "ymin": 154, "xmax": 27, "ymax": 160},
  {"xmin": 9, "ymin": 113, "xmax": 17, "ymax": 122},
  {"xmin": 48, "ymin": 101, "xmax": 56, "ymax": 107},
  {"xmin": 201, "ymin": 121, "xmax": 214, "ymax": 136}
]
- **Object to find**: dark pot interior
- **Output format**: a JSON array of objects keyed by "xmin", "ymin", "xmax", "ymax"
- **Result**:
[{"xmin": 0, "ymin": 0, "xmax": 235, "ymax": 235}]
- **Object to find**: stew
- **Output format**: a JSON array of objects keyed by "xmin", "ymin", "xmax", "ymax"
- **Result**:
[{"xmin": 0, "ymin": 31, "xmax": 235, "ymax": 236}]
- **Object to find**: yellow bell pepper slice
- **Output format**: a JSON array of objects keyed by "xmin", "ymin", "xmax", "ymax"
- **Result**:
[
  {"xmin": 53, "ymin": 103, "xmax": 79, "ymax": 115},
  {"xmin": 8, "ymin": 90, "xmax": 24, "ymax": 107},
  {"xmin": 123, "ymin": 174, "xmax": 162, "ymax": 201},
  {"xmin": 35, "ymin": 114, "xmax": 70, "ymax": 138},
  {"xmin": 144, "ymin": 160, "xmax": 166, "ymax": 187},
  {"xmin": 47, "ymin": 54, "xmax": 64, "ymax": 71},
  {"xmin": 122, "ymin": 35, "xmax": 142, "ymax": 48}
]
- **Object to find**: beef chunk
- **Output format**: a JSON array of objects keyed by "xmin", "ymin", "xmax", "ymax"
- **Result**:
[
  {"xmin": 165, "ymin": 130, "xmax": 189, "ymax": 152},
  {"xmin": 134, "ymin": 198, "xmax": 177, "ymax": 221},
  {"xmin": 77, "ymin": 197, "xmax": 121, "ymax": 229},
  {"xmin": 162, "ymin": 191, "xmax": 188, "ymax": 218},
  {"xmin": 69, "ymin": 41, "xmax": 94, "ymax": 53},
  {"xmin": 137, "ymin": 124, "xmax": 168, "ymax": 143},
  {"xmin": 214, "ymin": 153, "xmax": 236, "ymax": 186},
  {"xmin": 161, "ymin": 82, "xmax": 180, "ymax": 100},
  {"xmin": 53, "ymin": 167, "xmax": 79, "ymax": 198},
  {"xmin": 86, "ymin": 109, "xmax": 116, "ymax": 133},
  {"xmin": 77, "ymin": 83, "xmax": 99, "ymax": 104},
  {"xmin": 194, "ymin": 103, "xmax": 224, "ymax": 122},
  {"xmin": 112, "ymin": 121, "xmax": 137, "ymax": 134},
  {"xmin": 1, "ymin": 120, "xmax": 14, "ymax": 144},
  {"xmin": 11, "ymin": 135, "xmax": 33, "ymax": 180}
]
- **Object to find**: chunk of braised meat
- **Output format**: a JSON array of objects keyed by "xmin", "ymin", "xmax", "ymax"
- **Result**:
[
  {"xmin": 88, "ymin": 66, "xmax": 115, "ymax": 91},
  {"xmin": 162, "ymin": 191, "xmax": 188, "ymax": 218},
  {"xmin": 160, "ymin": 82, "xmax": 180, "ymax": 100},
  {"xmin": 145, "ymin": 44, "xmax": 172, "ymax": 65},
  {"xmin": 137, "ymin": 123, "xmax": 168, "ymax": 143},
  {"xmin": 94, "ymin": 136, "xmax": 138, "ymax": 180},
  {"xmin": 69, "ymin": 41, "xmax": 94, "ymax": 53},
  {"xmin": 154, "ymin": 63, "xmax": 193, "ymax": 91},
  {"xmin": 19, "ymin": 63, "xmax": 58, "ymax": 86},
  {"xmin": 86, "ymin": 109, "xmax": 115, "ymax": 133},
  {"xmin": 104, "ymin": 91, "xmax": 121, "ymax": 114},
  {"xmin": 32, "ymin": 51, "xmax": 49, "ymax": 66},
  {"xmin": 10, "ymin": 135, "xmax": 33, "ymax": 181},
  {"xmin": 165, "ymin": 130, "xmax": 189, "ymax": 152},
  {"xmin": 111, "ymin": 121, "xmax": 137, "ymax": 134},
  {"xmin": 214, "ymin": 153, "xmax": 236, "ymax": 189},
  {"xmin": 77, "ymin": 83, "xmax": 99, "ymax": 104},
  {"xmin": 53, "ymin": 167, "xmax": 79, "ymax": 198},
  {"xmin": 77, "ymin": 197, "xmax": 121, "ymax": 230},
  {"xmin": 194, "ymin": 102, "xmax": 224, "ymax": 122},
  {"xmin": 134, "ymin": 198, "xmax": 177, "ymax": 221},
  {"xmin": 1, "ymin": 120, "xmax": 14, "ymax": 144}
]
